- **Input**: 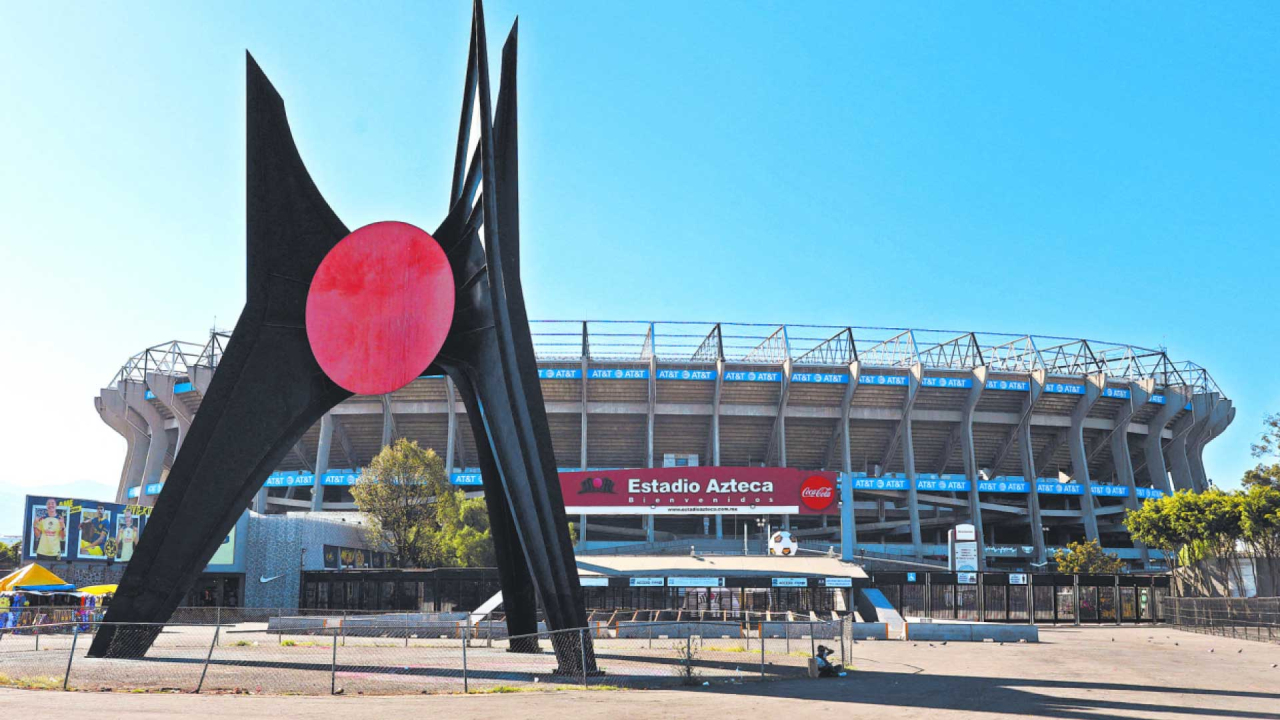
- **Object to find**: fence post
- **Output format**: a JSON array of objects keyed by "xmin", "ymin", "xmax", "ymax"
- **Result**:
[
  {"xmin": 1115, "ymin": 576, "xmax": 1122, "ymax": 627},
  {"xmin": 330, "ymin": 629, "xmax": 338, "ymax": 695},
  {"xmin": 839, "ymin": 616, "xmax": 846, "ymax": 667},
  {"xmin": 488, "ymin": 616, "xmax": 493, "ymax": 649},
  {"xmin": 35, "ymin": 626, "xmax": 39, "ymax": 652},
  {"xmin": 461, "ymin": 624, "xmax": 469, "ymax": 693},
  {"xmin": 1072, "ymin": 575, "xmax": 1081, "ymax": 627},
  {"xmin": 582, "ymin": 628, "xmax": 590, "ymax": 689},
  {"xmin": 648, "ymin": 623, "xmax": 653, "ymax": 649},
  {"xmin": 1027, "ymin": 581, "xmax": 1034, "ymax": 625},
  {"xmin": 810, "ymin": 623, "xmax": 816, "ymax": 659},
  {"xmin": 62, "ymin": 625, "xmax": 79, "ymax": 691},
  {"xmin": 196, "ymin": 625, "xmax": 220, "ymax": 693},
  {"xmin": 925, "ymin": 573, "xmax": 933, "ymax": 619},
  {"xmin": 759, "ymin": 622, "xmax": 765, "ymax": 680}
]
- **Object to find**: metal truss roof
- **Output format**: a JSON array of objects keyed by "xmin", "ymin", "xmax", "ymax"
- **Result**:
[{"xmin": 112, "ymin": 322, "xmax": 1225, "ymax": 398}]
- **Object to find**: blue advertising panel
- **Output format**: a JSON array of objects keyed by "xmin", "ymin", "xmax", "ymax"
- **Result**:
[
  {"xmin": 858, "ymin": 374, "xmax": 910, "ymax": 387},
  {"xmin": 790, "ymin": 372, "xmax": 849, "ymax": 384},
  {"xmin": 656, "ymin": 369, "xmax": 716, "ymax": 381},
  {"xmin": 853, "ymin": 477, "xmax": 910, "ymax": 491},
  {"xmin": 1036, "ymin": 481, "xmax": 1085, "ymax": 495},
  {"xmin": 920, "ymin": 377, "xmax": 973, "ymax": 389},
  {"xmin": 21, "ymin": 495, "xmax": 153, "ymax": 563},
  {"xmin": 264, "ymin": 471, "xmax": 316, "ymax": 488},
  {"xmin": 1102, "ymin": 387, "xmax": 1131, "ymax": 399},
  {"xmin": 1043, "ymin": 382, "xmax": 1086, "ymax": 395},
  {"xmin": 144, "ymin": 482, "xmax": 163, "ymax": 496},
  {"xmin": 916, "ymin": 477, "xmax": 971, "ymax": 492},
  {"xmin": 985, "ymin": 379, "xmax": 1031, "ymax": 392},
  {"xmin": 1135, "ymin": 487, "xmax": 1167, "ymax": 499},
  {"xmin": 724, "ymin": 370, "xmax": 782, "ymax": 382},
  {"xmin": 451, "ymin": 472, "xmax": 484, "ymax": 486},
  {"xmin": 1090, "ymin": 484, "xmax": 1130, "ymax": 497},
  {"xmin": 538, "ymin": 368, "xmax": 582, "ymax": 380},
  {"xmin": 587, "ymin": 368, "xmax": 649, "ymax": 380},
  {"xmin": 978, "ymin": 478, "xmax": 1031, "ymax": 493}
]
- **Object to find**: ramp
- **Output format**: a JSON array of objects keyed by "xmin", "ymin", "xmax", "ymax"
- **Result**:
[
  {"xmin": 857, "ymin": 588, "xmax": 905, "ymax": 636},
  {"xmin": 470, "ymin": 590, "xmax": 504, "ymax": 626}
]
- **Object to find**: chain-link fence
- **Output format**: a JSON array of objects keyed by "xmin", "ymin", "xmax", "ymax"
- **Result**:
[
  {"xmin": 0, "ymin": 619, "xmax": 854, "ymax": 695},
  {"xmin": 1163, "ymin": 597, "xmax": 1280, "ymax": 645}
]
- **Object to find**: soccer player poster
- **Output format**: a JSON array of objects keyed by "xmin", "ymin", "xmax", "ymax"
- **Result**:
[{"xmin": 29, "ymin": 498, "xmax": 68, "ymax": 562}]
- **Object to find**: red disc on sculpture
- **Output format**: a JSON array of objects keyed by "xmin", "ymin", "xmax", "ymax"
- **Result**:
[{"xmin": 306, "ymin": 221, "xmax": 455, "ymax": 395}]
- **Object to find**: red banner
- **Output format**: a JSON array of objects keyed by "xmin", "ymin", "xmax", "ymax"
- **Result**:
[{"xmin": 560, "ymin": 467, "xmax": 838, "ymax": 516}]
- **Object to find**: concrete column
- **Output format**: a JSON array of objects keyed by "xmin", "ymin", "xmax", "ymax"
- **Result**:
[
  {"xmin": 1190, "ymin": 399, "xmax": 1234, "ymax": 491},
  {"xmin": 579, "ymin": 513, "xmax": 587, "ymax": 544},
  {"xmin": 381, "ymin": 394, "xmax": 396, "ymax": 447},
  {"xmin": 1113, "ymin": 381, "xmax": 1153, "ymax": 566},
  {"xmin": 902, "ymin": 412, "xmax": 924, "ymax": 558},
  {"xmin": 1068, "ymin": 374, "xmax": 1105, "ymax": 542},
  {"xmin": 1167, "ymin": 408, "xmax": 1198, "ymax": 493},
  {"xmin": 311, "ymin": 414, "xmax": 333, "ymax": 512},
  {"xmin": 96, "ymin": 388, "xmax": 150, "ymax": 504},
  {"xmin": 580, "ymin": 356, "xmax": 589, "ymax": 471},
  {"xmin": 772, "ymin": 359, "xmax": 793, "ymax": 467},
  {"xmin": 646, "ymin": 356, "xmax": 656, "ymax": 469},
  {"xmin": 959, "ymin": 367, "xmax": 987, "ymax": 570},
  {"xmin": 190, "ymin": 366, "xmax": 215, "ymax": 395},
  {"xmin": 1144, "ymin": 386, "xmax": 1189, "ymax": 494},
  {"xmin": 145, "ymin": 372, "xmax": 194, "ymax": 453},
  {"xmin": 444, "ymin": 377, "xmax": 458, "ymax": 474},
  {"xmin": 841, "ymin": 362, "xmax": 860, "ymax": 551},
  {"xmin": 1018, "ymin": 370, "xmax": 1047, "ymax": 565},
  {"xmin": 839, "ymin": 471, "xmax": 855, "ymax": 562},
  {"xmin": 1184, "ymin": 393, "xmax": 1218, "ymax": 492},
  {"xmin": 121, "ymin": 380, "xmax": 169, "ymax": 505},
  {"xmin": 712, "ymin": 358, "xmax": 724, "ymax": 540}
]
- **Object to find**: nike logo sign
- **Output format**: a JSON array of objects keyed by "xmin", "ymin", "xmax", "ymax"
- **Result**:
[{"xmin": 259, "ymin": 574, "xmax": 283, "ymax": 583}]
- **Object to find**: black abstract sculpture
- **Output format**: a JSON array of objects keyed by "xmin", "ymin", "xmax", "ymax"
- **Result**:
[{"xmin": 90, "ymin": 1, "xmax": 594, "ymax": 671}]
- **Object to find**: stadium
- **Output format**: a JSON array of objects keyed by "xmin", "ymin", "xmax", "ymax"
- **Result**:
[{"xmin": 93, "ymin": 320, "xmax": 1232, "ymax": 575}]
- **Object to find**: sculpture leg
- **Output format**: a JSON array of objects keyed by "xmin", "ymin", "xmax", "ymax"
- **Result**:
[{"xmin": 449, "ymin": 371, "xmax": 541, "ymax": 652}]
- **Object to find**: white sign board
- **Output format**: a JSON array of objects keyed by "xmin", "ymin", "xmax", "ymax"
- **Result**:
[
  {"xmin": 629, "ymin": 577, "xmax": 665, "ymax": 587},
  {"xmin": 824, "ymin": 577, "xmax": 853, "ymax": 588},
  {"xmin": 579, "ymin": 577, "xmax": 609, "ymax": 587},
  {"xmin": 667, "ymin": 576, "xmax": 725, "ymax": 587},
  {"xmin": 957, "ymin": 572, "xmax": 978, "ymax": 585},
  {"xmin": 1009, "ymin": 573, "xmax": 1029, "ymax": 586}
]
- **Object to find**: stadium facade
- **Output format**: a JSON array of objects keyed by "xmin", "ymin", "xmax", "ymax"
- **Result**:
[{"xmin": 96, "ymin": 321, "xmax": 1233, "ymax": 571}]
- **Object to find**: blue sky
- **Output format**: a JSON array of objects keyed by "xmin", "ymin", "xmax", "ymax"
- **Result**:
[{"xmin": 1, "ymin": 2, "xmax": 1277, "ymax": 534}]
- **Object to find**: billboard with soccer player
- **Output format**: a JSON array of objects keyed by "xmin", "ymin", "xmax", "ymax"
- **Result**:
[{"xmin": 22, "ymin": 496, "xmax": 152, "ymax": 563}]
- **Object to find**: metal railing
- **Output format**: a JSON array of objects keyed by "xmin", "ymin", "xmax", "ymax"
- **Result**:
[
  {"xmin": 111, "ymin": 323, "xmax": 1223, "ymax": 397},
  {"xmin": 1162, "ymin": 597, "xmax": 1280, "ymax": 645},
  {"xmin": 0, "ymin": 619, "xmax": 850, "ymax": 695}
]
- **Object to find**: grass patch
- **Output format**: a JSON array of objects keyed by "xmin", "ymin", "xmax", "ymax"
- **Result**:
[
  {"xmin": 280, "ymin": 640, "xmax": 321, "ymax": 647},
  {"xmin": 230, "ymin": 640, "xmax": 255, "ymax": 647},
  {"xmin": 0, "ymin": 673, "xmax": 63, "ymax": 690},
  {"xmin": 702, "ymin": 645, "xmax": 749, "ymax": 653}
]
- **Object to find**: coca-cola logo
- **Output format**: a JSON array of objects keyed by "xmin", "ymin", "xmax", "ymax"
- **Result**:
[{"xmin": 799, "ymin": 475, "xmax": 835, "ymax": 511}]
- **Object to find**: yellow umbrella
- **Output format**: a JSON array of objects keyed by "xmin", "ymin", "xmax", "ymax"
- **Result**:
[
  {"xmin": 78, "ymin": 584, "xmax": 117, "ymax": 596},
  {"xmin": 0, "ymin": 563, "xmax": 68, "ymax": 592}
]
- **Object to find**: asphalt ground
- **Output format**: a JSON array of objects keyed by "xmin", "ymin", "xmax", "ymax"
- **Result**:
[{"xmin": 1, "ymin": 625, "xmax": 1278, "ymax": 718}]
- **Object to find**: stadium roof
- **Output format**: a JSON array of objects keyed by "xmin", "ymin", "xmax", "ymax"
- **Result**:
[{"xmin": 109, "ymin": 321, "xmax": 1224, "ymax": 398}]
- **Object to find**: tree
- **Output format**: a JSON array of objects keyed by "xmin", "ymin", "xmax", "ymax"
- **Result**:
[
  {"xmin": 352, "ymin": 438, "xmax": 497, "ymax": 569},
  {"xmin": 1243, "ymin": 464, "xmax": 1280, "ymax": 489},
  {"xmin": 1246, "ymin": 413, "xmax": 1280, "ymax": 487},
  {"xmin": 0, "ymin": 541, "xmax": 19, "ymax": 569},
  {"xmin": 1053, "ymin": 539, "xmax": 1124, "ymax": 574},
  {"xmin": 351, "ymin": 438, "xmax": 449, "ymax": 569}
]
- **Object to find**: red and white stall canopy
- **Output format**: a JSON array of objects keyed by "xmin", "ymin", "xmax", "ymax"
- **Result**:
[{"xmin": 561, "ymin": 467, "xmax": 838, "ymax": 516}]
